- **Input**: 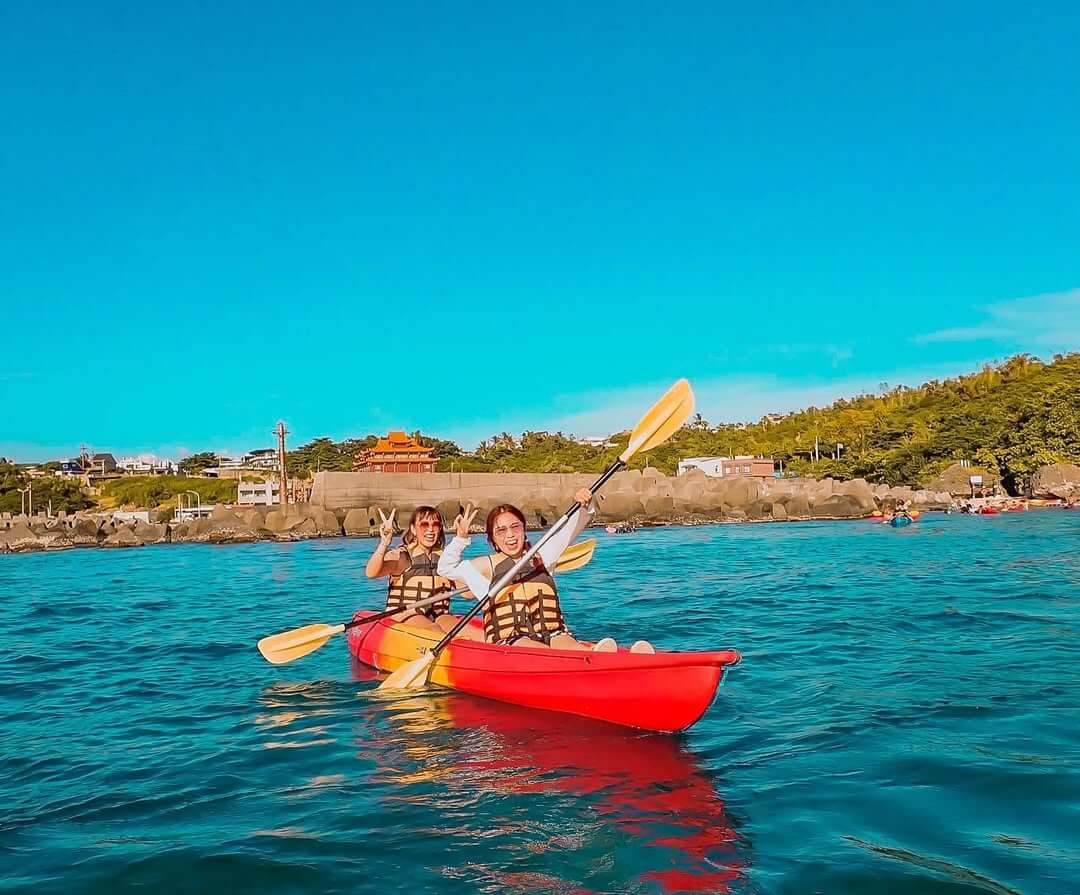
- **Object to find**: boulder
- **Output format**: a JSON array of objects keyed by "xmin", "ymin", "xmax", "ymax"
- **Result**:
[
  {"xmin": 311, "ymin": 508, "xmax": 342, "ymax": 537},
  {"xmin": 911, "ymin": 489, "xmax": 951, "ymax": 510},
  {"xmin": 707, "ymin": 476, "xmax": 761, "ymax": 508},
  {"xmin": 724, "ymin": 507, "xmax": 747, "ymax": 522},
  {"xmin": 924, "ymin": 462, "xmax": 1003, "ymax": 497},
  {"xmin": 642, "ymin": 493, "xmax": 675, "ymax": 521},
  {"xmin": 343, "ymin": 508, "xmax": 373, "ymax": 536},
  {"xmin": 885, "ymin": 486, "xmax": 916, "ymax": 505},
  {"xmin": 439, "ymin": 497, "xmax": 466, "ymax": 519},
  {"xmin": 811, "ymin": 494, "xmax": 866, "ymax": 518},
  {"xmin": 102, "ymin": 527, "xmax": 144, "ymax": 548},
  {"xmin": 673, "ymin": 482, "xmax": 709, "ymax": 516},
  {"xmin": 804, "ymin": 478, "xmax": 837, "ymax": 504},
  {"xmin": 611, "ymin": 469, "xmax": 647, "ymax": 494},
  {"xmin": 265, "ymin": 510, "xmax": 306, "ymax": 533},
  {"xmin": 69, "ymin": 517, "xmax": 102, "ymax": 545},
  {"xmin": 779, "ymin": 494, "xmax": 811, "ymax": 519},
  {"xmin": 595, "ymin": 491, "xmax": 646, "ymax": 521},
  {"xmin": 744, "ymin": 499, "xmax": 775, "ymax": 521},
  {"xmin": 0, "ymin": 522, "xmax": 45, "ymax": 552},
  {"xmin": 26, "ymin": 523, "xmax": 74, "ymax": 549},
  {"xmin": 1030, "ymin": 463, "xmax": 1080, "ymax": 500},
  {"xmin": 240, "ymin": 507, "xmax": 269, "ymax": 529},
  {"xmin": 835, "ymin": 478, "xmax": 878, "ymax": 513},
  {"xmin": 134, "ymin": 521, "xmax": 169, "ymax": 544},
  {"xmin": 673, "ymin": 467, "xmax": 709, "ymax": 493},
  {"xmin": 771, "ymin": 503, "xmax": 788, "ymax": 522}
]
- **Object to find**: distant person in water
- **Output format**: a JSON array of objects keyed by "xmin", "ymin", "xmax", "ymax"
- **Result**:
[
  {"xmin": 364, "ymin": 506, "xmax": 482, "ymax": 640},
  {"xmin": 438, "ymin": 493, "xmax": 654, "ymax": 654}
]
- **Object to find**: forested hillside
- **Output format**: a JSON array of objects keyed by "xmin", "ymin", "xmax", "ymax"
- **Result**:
[{"xmin": 284, "ymin": 353, "xmax": 1078, "ymax": 491}]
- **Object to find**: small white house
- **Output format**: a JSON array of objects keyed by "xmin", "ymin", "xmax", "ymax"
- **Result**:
[
  {"xmin": 238, "ymin": 480, "xmax": 281, "ymax": 506},
  {"xmin": 244, "ymin": 449, "xmax": 279, "ymax": 470},
  {"xmin": 119, "ymin": 455, "xmax": 177, "ymax": 475},
  {"xmin": 678, "ymin": 456, "xmax": 776, "ymax": 478}
]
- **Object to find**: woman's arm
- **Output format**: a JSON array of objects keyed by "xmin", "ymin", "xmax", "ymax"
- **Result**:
[
  {"xmin": 538, "ymin": 488, "xmax": 595, "ymax": 570},
  {"xmin": 437, "ymin": 536, "xmax": 493, "ymax": 598},
  {"xmin": 437, "ymin": 505, "xmax": 492, "ymax": 598},
  {"xmin": 365, "ymin": 509, "xmax": 408, "ymax": 578}
]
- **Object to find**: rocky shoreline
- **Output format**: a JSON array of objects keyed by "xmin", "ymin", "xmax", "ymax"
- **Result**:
[{"xmin": 4, "ymin": 463, "xmax": 1077, "ymax": 554}]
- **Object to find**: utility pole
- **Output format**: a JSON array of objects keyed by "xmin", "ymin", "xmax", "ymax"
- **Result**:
[{"xmin": 275, "ymin": 421, "xmax": 289, "ymax": 506}]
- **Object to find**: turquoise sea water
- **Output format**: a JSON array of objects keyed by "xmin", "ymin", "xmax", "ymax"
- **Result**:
[{"xmin": 3, "ymin": 511, "xmax": 1078, "ymax": 894}]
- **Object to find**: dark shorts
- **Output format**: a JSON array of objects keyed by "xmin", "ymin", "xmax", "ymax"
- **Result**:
[{"xmin": 495, "ymin": 626, "xmax": 571, "ymax": 646}]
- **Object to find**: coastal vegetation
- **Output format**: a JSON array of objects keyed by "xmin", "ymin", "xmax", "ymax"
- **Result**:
[
  {"xmin": 0, "ymin": 461, "xmax": 95, "ymax": 514},
  {"xmin": 5, "ymin": 354, "xmax": 1077, "ymax": 517},
  {"xmin": 98, "ymin": 476, "xmax": 239, "ymax": 511},
  {"xmin": 286, "ymin": 352, "xmax": 1079, "ymax": 493}
]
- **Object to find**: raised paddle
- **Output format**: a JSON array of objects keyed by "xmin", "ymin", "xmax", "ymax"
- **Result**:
[
  {"xmin": 257, "ymin": 537, "xmax": 597, "ymax": 665},
  {"xmin": 379, "ymin": 378, "xmax": 695, "ymax": 691}
]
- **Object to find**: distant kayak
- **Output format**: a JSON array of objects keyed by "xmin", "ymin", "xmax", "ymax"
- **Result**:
[{"xmin": 978, "ymin": 507, "xmax": 1001, "ymax": 515}]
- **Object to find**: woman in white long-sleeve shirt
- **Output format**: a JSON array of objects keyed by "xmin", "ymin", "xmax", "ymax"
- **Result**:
[{"xmin": 438, "ymin": 490, "xmax": 654, "ymax": 653}]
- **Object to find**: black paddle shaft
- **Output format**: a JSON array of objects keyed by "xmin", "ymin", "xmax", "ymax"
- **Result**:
[
  {"xmin": 426, "ymin": 458, "xmax": 626, "ymax": 654},
  {"xmin": 343, "ymin": 587, "xmax": 457, "ymax": 632}
]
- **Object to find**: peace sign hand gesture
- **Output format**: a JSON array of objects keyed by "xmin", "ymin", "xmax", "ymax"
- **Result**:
[
  {"xmin": 454, "ymin": 503, "xmax": 478, "ymax": 538},
  {"xmin": 377, "ymin": 508, "xmax": 397, "ymax": 547}
]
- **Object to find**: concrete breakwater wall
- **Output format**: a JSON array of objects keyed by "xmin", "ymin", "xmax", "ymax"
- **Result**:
[{"xmin": 308, "ymin": 469, "xmax": 953, "ymax": 526}]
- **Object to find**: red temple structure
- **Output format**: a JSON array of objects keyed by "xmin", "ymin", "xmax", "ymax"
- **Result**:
[{"xmin": 354, "ymin": 431, "xmax": 436, "ymax": 473}]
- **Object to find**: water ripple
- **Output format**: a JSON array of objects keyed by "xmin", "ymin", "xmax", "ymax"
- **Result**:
[{"xmin": 2, "ymin": 514, "xmax": 1078, "ymax": 893}]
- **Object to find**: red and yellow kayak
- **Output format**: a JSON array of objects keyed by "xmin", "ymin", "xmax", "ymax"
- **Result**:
[{"xmin": 346, "ymin": 610, "xmax": 740, "ymax": 733}]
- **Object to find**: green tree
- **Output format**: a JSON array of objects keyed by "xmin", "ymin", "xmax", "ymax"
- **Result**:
[{"xmin": 177, "ymin": 452, "xmax": 219, "ymax": 475}]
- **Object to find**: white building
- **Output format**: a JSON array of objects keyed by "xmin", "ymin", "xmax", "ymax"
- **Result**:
[
  {"xmin": 112, "ymin": 510, "xmax": 151, "ymax": 524},
  {"xmin": 237, "ymin": 480, "xmax": 281, "ymax": 506},
  {"xmin": 677, "ymin": 456, "xmax": 776, "ymax": 478},
  {"xmin": 244, "ymin": 448, "xmax": 279, "ymax": 470},
  {"xmin": 574, "ymin": 435, "xmax": 616, "ymax": 447},
  {"xmin": 118, "ymin": 454, "xmax": 177, "ymax": 475}
]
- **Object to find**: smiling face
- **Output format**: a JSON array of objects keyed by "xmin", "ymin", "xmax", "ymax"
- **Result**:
[
  {"xmin": 490, "ymin": 510, "xmax": 526, "ymax": 558},
  {"xmin": 409, "ymin": 509, "xmax": 443, "ymax": 550}
]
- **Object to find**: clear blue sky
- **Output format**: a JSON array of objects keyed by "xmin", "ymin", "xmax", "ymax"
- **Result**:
[{"xmin": 3, "ymin": 1, "xmax": 1078, "ymax": 461}]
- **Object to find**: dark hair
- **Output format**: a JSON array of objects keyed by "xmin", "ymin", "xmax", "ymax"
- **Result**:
[
  {"xmin": 485, "ymin": 504, "xmax": 527, "ymax": 548},
  {"xmin": 403, "ymin": 505, "xmax": 445, "ymax": 549}
]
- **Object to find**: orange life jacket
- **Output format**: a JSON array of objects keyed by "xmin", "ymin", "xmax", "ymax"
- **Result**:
[
  {"xmin": 386, "ymin": 543, "xmax": 452, "ymax": 618},
  {"xmin": 483, "ymin": 550, "xmax": 566, "ymax": 644}
]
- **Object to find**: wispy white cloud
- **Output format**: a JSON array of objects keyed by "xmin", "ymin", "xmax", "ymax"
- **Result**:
[{"xmin": 914, "ymin": 287, "xmax": 1080, "ymax": 348}]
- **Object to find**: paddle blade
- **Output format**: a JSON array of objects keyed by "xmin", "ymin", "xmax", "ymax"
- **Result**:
[
  {"xmin": 378, "ymin": 651, "xmax": 435, "ymax": 690},
  {"xmin": 257, "ymin": 623, "xmax": 344, "ymax": 665},
  {"xmin": 620, "ymin": 379, "xmax": 695, "ymax": 462},
  {"xmin": 554, "ymin": 537, "xmax": 596, "ymax": 572}
]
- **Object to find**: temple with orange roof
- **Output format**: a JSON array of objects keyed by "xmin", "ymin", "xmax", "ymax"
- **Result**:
[{"xmin": 353, "ymin": 431, "xmax": 436, "ymax": 473}]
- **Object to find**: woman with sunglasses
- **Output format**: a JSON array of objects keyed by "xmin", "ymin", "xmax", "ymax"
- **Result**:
[
  {"xmin": 365, "ymin": 505, "xmax": 483, "ymax": 639},
  {"xmin": 438, "ymin": 491, "xmax": 654, "ymax": 653}
]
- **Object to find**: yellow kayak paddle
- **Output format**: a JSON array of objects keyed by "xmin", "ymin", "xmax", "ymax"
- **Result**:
[{"xmin": 379, "ymin": 378, "xmax": 695, "ymax": 691}]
